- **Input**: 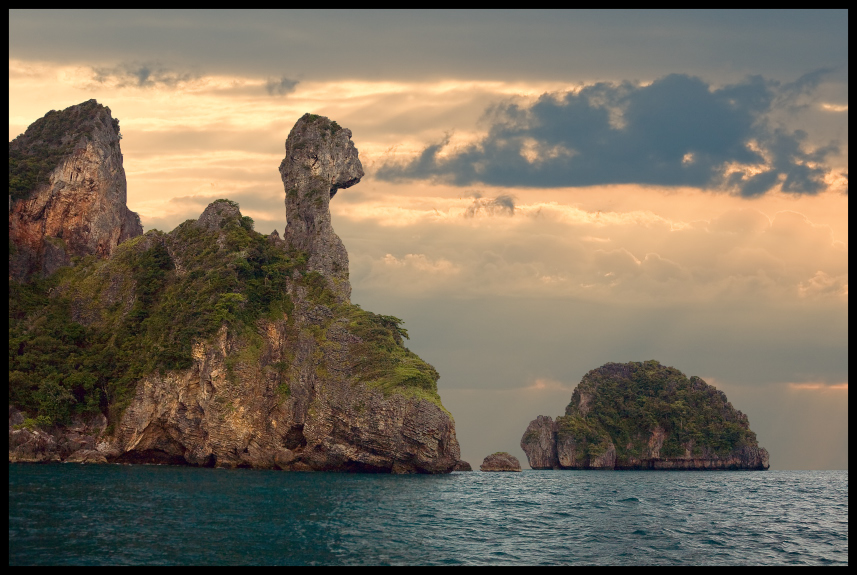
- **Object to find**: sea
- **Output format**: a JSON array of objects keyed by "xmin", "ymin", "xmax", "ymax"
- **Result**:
[{"xmin": 8, "ymin": 464, "xmax": 847, "ymax": 565}]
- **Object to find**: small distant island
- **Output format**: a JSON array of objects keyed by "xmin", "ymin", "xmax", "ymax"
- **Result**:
[
  {"xmin": 480, "ymin": 452, "xmax": 521, "ymax": 472},
  {"xmin": 521, "ymin": 361, "xmax": 769, "ymax": 470}
]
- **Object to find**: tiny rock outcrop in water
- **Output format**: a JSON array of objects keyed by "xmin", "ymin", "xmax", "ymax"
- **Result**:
[
  {"xmin": 480, "ymin": 452, "xmax": 522, "ymax": 472},
  {"xmin": 520, "ymin": 361, "xmax": 769, "ymax": 470},
  {"xmin": 9, "ymin": 111, "xmax": 463, "ymax": 473},
  {"xmin": 9, "ymin": 100, "xmax": 142, "ymax": 280}
]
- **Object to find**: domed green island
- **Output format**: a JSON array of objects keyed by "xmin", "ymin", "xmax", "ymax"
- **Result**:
[{"xmin": 521, "ymin": 361, "xmax": 769, "ymax": 470}]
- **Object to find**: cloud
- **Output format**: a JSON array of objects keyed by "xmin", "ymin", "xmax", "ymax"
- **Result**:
[
  {"xmin": 382, "ymin": 253, "xmax": 459, "ymax": 274},
  {"xmin": 91, "ymin": 62, "xmax": 199, "ymax": 88},
  {"xmin": 522, "ymin": 378, "xmax": 575, "ymax": 393},
  {"xmin": 775, "ymin": 68, "xmax": 836, "ymax": 111},
  {"xmin": 788, "ymin": 382, "xmax": 848, "ymax": 391},
  {"xmin": 9, "ymin": 11, "xmax": 848, "ymax": 84},
  {"xmin": 337, "ymin": 189, "xmax": 847, "ymax": 306},
  {"xmin": 464, "ymin": 194, "xmax": 515, "ymax": 218},
  {"xmin": 377, "ymin": 73, "xmax": 839, "ymax": 196},
  {"xmin": 265, "ymin": 76, "xmax": 299, "ymax": 96},
  {"xmin": 798, "ymin": 271, "xmax": 848, "ymax": 299}
]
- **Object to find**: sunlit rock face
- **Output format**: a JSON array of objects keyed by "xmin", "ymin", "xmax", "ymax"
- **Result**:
[
  {"xmin": 521, "ymin": 361, "xmax": 770, "ymax": 471},
  {"xmin": 9, "ymin": 100, "xmax": 142, "ymax": 280},
  {"xmin": 280, "ymin": 113, "xmax": 364, "ymax": 301}
]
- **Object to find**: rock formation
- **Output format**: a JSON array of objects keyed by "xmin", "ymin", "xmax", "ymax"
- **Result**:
[
  {"xmin": 9, "ymin": 100, "xmax": 142, "ymax": 280},
  {"xmin": 480, "ymin": 452, "xmax": 522, "ymax": 472},
  {"xmin": 520, "ymin": 415, "xmax": 560, "ymax": 469},
  {"xmin": 453, "ymin": 460, "xmax": 473, "ymax": 471},
  {"xmin": 9, "ymin": 111, "xmax": 464, "ymax": 473},
  {"xmin": 521, "ymin": 361, "xmax": 769, "ymax": 470},
  {"xmin": 280, "ymin": 114, "xmax": 363, "ymax": 301}
]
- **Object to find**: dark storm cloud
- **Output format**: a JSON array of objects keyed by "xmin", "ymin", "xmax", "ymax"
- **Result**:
[
  {"xmin": 9, "ymin": 10, "xmax": 848, "ymax": 82},
  {"xmin": 377, "ymin": 74, "xmax": 838, "ymax": 196},
  {"xmin": 92, "ymin": 62, "xmax": 198, "ymax": 88},
  {"xmin": 776, "ymin": 68, "xmax": 837, "ymax": 111},
  {"xmin": 265, "ymin": 76, "xmax": 299, "ymax": 96}
]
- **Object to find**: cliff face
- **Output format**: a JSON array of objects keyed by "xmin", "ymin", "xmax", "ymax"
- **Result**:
[
  {"xmin": 9, "ymin": 100, "xmax": 143, "ymax": 280},
  {"xmin": 521, "ymin": 361, "xmax": 769, "ymax": 470},
  {"xmin": 9, "ymin": 112, "xmax": 461, "ymax": 473}
]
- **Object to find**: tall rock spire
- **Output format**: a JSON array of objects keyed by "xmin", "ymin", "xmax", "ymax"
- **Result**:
[
  {"xmin": 279, "ymin": 113, "xmax": 363, "ymax": 301},
  {"xmin": 9, "ymin": 99, "xmax": 143, "ymax": 280}
]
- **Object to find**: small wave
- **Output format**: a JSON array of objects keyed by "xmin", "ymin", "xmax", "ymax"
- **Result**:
[{"xmin": 8, "ymin": 466, "xmax": 849, "ymax": 566}]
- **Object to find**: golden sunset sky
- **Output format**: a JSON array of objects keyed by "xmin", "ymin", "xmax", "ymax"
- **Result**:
[{"xmin": 9, "ymin": 10, "xmax": 848, "ymax": 468}]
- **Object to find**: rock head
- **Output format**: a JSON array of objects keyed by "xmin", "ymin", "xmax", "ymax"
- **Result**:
[
  {"xmin": 480, "ymin": 452, "xmax": 522, "ymax": 472},
  {"xmin": 9, "ymin": 99, "xmax": 142, "ymax": 280},
  {"xmin": 280, "ymin": 113, "xmax": 363, "ymax": 301}
]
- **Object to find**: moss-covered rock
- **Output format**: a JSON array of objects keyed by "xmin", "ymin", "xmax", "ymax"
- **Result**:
[{"xmin": 521, "ymin": 361, "xmax": 769, "ymax": 470}]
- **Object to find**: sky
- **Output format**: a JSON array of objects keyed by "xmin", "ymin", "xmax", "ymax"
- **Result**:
[{"xmin": 9, "ymin": 10, "xmax": 848, "ymax": 469}]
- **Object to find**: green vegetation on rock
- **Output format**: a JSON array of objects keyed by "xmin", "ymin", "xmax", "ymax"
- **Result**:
[
  {"xmin": 563, "ymin": 361, "xmax": 757, "ymax": 459},
  {"xmin": 9, "ymin": 199, "xmax": 447, "ymax": 425},
  {"xmin": 296, "ymin": 273, "xmax": 446, "ymax": 411},
  {"xmin": 9, "ymin": 202, "xmax": 299, "ymax": 424}
]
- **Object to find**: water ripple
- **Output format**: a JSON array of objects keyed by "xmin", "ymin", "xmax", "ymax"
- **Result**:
[{"xmin": 8, "ymin": 466, "xmax": 848, "ymax": 565}]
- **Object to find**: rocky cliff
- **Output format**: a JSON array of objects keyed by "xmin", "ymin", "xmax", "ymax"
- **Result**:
[
  {"xmin": 9, "ymin": 112, "xmax": 462, "ymax": 473},
  {"xmin": 9, "ymin": 100, "xmax": 143, "ymax": 280},
  {"xmin": 520, "ymin": 361, "xmax": 769, "ymax": 470}
]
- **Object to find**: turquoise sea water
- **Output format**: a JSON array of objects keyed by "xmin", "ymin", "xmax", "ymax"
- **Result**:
[{"xmin": 8, "ymin": 465, "xmax": 847, "ymax": 565}]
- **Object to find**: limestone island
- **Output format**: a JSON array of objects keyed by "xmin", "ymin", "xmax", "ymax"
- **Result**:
[
  {"xmin": 480, "ymin": 452, "xmax": 521, "ymax": 472},
  {"xmin": 9, "ymin": 101, "xmax": 463, "ymax": 473},
  {"xmin": 521, "ymin": 361, "xmax": 769, "ymax": 470}
]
